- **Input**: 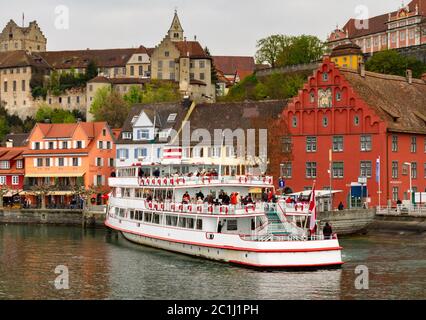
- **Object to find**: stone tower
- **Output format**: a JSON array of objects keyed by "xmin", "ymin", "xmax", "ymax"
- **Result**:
[
  {"xmin": 168, "ymin": 10, "xmax": 184, "ymax": 42},
  {"xmin": 0, "ymin": 19, "xmax": 47, "ymax": 53}
]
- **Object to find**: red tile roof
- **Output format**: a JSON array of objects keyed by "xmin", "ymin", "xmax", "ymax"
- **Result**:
[
  {"xmin": 173, "ymin": 41, "xmax": 209, "ymax": 59},
  {"xmin": 0, "ymin": 148, "xmax": 26, "ymax": 161},
  {"xmin": 0, "ymin": 50, "xmax": 49, "ymax": 69},
  {"xmin": 33, "ymin": 122, "xmax": 108, "ymax": 139},
  {"xmin": 37, "ymin": 47, "xmax": 148, "ymax": 69},
  {"xmin": 341, "ymin": 68, "xmax": 426, "ymax": 134},
  {"xmin": 213, "ymin": 56, "xmax": 255, "ymax": 77},
  {"xmin": 339, "ymin": 0, "xmax": 426, "ymax": 39}
]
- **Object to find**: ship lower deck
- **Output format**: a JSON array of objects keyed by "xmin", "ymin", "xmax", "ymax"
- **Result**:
[{"xmin": 106, "ymin": 217, "xmax": 343, "ymax": 269}]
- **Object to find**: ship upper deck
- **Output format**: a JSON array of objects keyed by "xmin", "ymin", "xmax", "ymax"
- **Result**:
[{"xmin": 109, "ymin": 167, "xmax": 274, "ymax": 189}]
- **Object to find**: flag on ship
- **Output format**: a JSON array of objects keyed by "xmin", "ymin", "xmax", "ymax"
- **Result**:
[
  {"xmin": 162, "ymin": 147, "xmax": 182, "ymax": 164},
  {"xmin": 309, "ymin": 184, "xmax": 317, "ymax": 232}
]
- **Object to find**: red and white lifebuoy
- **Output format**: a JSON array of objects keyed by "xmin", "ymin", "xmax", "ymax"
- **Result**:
[
  {"xmin": 140, "ymin": 178, "xmax": 145, "ymax": 186},
  {"xmin": 208, "ymin": 205, "xmax": 213, "ymax": 214},
  {"xmin": 170, "ymin": 179, "xmax": 174, "ymax": 185},
  {"xmin": 197, "ymin": 205, "xmax": 203, "ymax": 213},
  {"xmin": 163, "ymin": 178, "xmax": 168, "ymax": 185},
  {"xmin": 145, "ymin": 179, "xmax": 150, "ymax": 185},
  {"xmin": 171, "ymin": 204, "xmax": 176, "ymax": 211},
  {"xmin": 245, "ymin": 205, "xmax": 255, "ymax": 213},
  {"xmin": 157, "ymin": 179, "xmax": 162, "ymax": 185},
  {"xmin": 220, "ymin": 206, "xmax": 229, "ymax": 215},
  {"xmin": 151, "ymin": 179, "xmax": 156, "ymax": 185},
  {"xmin": 188, "ymin": 205, "xmax": 193, "ymax": 212},
  {"xmin": 179, "ymin": 204, "xmax": 183, "ymax": 211}
]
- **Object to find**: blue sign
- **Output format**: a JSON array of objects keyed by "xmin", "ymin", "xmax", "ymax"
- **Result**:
[{"xmin": 279, "ymin": 179, "xmax": 285, "ymax": 189}]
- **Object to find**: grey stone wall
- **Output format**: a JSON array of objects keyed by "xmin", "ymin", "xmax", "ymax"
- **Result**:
[
  {"xmin": 0, "ymin": 209, "xmax": 105, "ymax": 227},
  {"xmin": 318, "ymin": 209, "xmax": 376, "ymax": 235}
]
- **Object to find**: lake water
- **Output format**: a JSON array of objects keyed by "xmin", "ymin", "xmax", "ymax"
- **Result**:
[{"xmin": 0, "ymin": 224, "xmax": 425, "ymax": 300}]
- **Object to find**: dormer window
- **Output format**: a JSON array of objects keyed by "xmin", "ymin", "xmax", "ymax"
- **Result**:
[
  {"xmin": 167, "ymin": 113, "xmax": 177, "ymax": 122},
  {"xmin": 136, "ymin": 129, "xmax": 149, "ymax": 140},
  {"xmin": 122, "ymin": 132, "xmax": 132, "ymax": 140}
]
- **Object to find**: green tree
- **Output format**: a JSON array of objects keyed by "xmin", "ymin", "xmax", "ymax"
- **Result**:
[
  {"xmin": 123, "ymin": 85, "xmax": 144, "ymax": 104},
  {"xmin": 205, "ymin": 47, "xmax": 218, "ymax": 84},
  {"xmin": 141, "ymin": 80, "xmax": 181, "ymax": 104},
  {"xmin": 366, "ymin": 50, "xmax": 426, "ymax": 78},
  {"xmin": 255, "ymin": 35, "xmax": 290, "ymax": 68},
  {"xmin": 89, "ymin": 86, "xmax": 112, "ymax": 118},
  {"xmin": 91, "ymin": 90, "xmax": 130, "ymax": 128},
  {"xmin": 277, "ymin": 35, "xmax": 325, "ymax": 67},
  {"xmin": 35, "ymin": 104, "xmax": 76, "ymax": 124},
  {"xmin": 0, "ymin": 116, "xmax": 10, "ymax": 142},
  {"xmin": 85, "ymin": 60, "xmax": 99, "ymax": 81}
]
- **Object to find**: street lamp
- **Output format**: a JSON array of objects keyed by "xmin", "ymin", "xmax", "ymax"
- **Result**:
[{"xmin": 404, "ymin": 162, "xmax": 412, "ymax": 203}]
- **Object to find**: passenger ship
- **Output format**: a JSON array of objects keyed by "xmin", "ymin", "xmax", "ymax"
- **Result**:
[{"xmin": 106, "ymin": 166, "xmax": 343, "ymax": 269}]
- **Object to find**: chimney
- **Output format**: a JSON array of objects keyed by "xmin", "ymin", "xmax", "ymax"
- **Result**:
[
  {"xmin": 6, "ymin": 140, "xmax": 13, "ymax": 148},
  {"xmin": 406, "ymin": 69, "xmax": 413, "ymax": 84},
  {"xmin": 359, "ymin": 62, "xmax": 366, "ymax": 78},
  {"xmin": 194, "ymin": 35, "xmax": 197, "ymax": 41}
]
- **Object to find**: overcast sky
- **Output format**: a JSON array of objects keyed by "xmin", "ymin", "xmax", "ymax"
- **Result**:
[{"xmin": 0, "ymin": 0, "xmax": 406, "ymax": 56}]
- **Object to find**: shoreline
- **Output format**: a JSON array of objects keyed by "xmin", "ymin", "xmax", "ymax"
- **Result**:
[{"xmin": 1, "ymin": 208, "xmax": 426, "ymax": 234}]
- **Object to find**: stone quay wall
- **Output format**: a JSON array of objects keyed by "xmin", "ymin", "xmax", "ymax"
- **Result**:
[
  {"xmin": 318, "ymin": 209, "xmax": 376, "ymax": 235},
  {"xmin": 0, "ymin": 209, "xmax": 105, "ymax": 228}
]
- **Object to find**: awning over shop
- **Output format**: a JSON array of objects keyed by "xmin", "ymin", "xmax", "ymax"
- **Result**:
[
  {"xmin": 25, "ymin": 173, "xmax": 84, "ymax": 178},
  {"xmin": 249, "ymin": 188, "xmax": 263, "ymax": 194},
  {"xmin": 3, "ymin": 190, "xmax": 22, "ymax": 197},
  {"xmin": 20, "ymin": 191, "xmax": 75, "ymax": 196}
]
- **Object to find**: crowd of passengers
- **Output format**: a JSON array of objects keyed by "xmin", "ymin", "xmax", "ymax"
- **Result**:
[
  {"xmin": 138, "ymin": 168, "xmax": 220, "ymax": 179},
  {"xmin": 144, "ymin": 189, "xmax": 277, "ymax": 207}
]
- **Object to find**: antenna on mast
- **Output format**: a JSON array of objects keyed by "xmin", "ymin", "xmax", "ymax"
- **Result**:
[{"xmin": 22, "ymin": 13, "xmax": 25, "ymax": 27}]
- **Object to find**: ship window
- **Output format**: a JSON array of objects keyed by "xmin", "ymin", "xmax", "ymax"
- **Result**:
[
  {"xmin": 153, "ymin": 214, "xmax": 161, "ymax": 224},
  {"xmin": 135, "ymin": 210, "xmax": 143, "ymax": 221},
  {"xmin": 178, "ymin": 217, "xmax": 187, "ymax": 228},
  {"xmin": 129, "ymin": 210, "xmax": 135, "ymax": 220},
  {"xmin": 187, "ymin": 218, "xmax": 195, "ymax": 229},
  {"xmin": 196, "ymin": 219, "xmax": 203, "ymax": 230},
  {"xmin": 144, "ymin": 212, "xmax": 152, "ymax": 223},
  {"xmin": 227, "ymin": 220, "xmax": 238, "ymax": 231}
]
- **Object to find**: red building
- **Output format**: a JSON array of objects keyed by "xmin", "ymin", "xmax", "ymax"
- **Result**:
[
  {"xmin": 328, "ymin": 0, "xmax": 426, "ymax": 56},
  {"xmin": 280, "ymin": 56, "xmax": 426, "ymax": 209},
  {"xmin": 0, "ymin": 136, "xmax": 27, "ymax": 203}
]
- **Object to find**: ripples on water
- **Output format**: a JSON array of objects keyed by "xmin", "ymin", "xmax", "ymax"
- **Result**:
[{"xmin": 0, "ymin": 225, "xmax": 425, "ymax": 300}]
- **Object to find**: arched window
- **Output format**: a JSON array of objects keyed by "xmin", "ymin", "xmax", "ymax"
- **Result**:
[
  {"xmin": 292, "ymin": 116, "xmax": 298, "ymax": 128},
  {"xmin": 354, "ymin": 115, "xmax": 360, "ymax": 126},
  {"xmin": 323, "ymin": 116, "xmax": 329, "ymax": 127}
]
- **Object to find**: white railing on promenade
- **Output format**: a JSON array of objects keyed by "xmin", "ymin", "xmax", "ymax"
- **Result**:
[{"xmin": 376, "ymin": 204, "xmax": 426, "ymax": 217}]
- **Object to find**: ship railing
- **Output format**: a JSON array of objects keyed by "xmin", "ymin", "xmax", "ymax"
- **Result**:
[
  {"xmin": 240, "ymin": 233, "xmax": 329, "ymax": 242},
  {"xmin": 142, "ymin": 200, "xmax": 266, "ymax": 216},
  {"xmin": 133, "ymin": 175, "xmax": 274, "ymax": 187}
]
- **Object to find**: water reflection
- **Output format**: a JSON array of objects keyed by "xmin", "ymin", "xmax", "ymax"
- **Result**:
[{"xmin": 1, "ymin": 225, "xmax": 425, "ymax": 300}]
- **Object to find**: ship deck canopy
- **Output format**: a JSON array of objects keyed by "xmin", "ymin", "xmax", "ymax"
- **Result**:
[{"xmin": 288, "ymin": 190, "xmax": 343, "ymax": 198}]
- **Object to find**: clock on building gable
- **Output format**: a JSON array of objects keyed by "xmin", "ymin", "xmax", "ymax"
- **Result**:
[{"xmin": 318, "ymin": 88, "xmax": 332, "ymax": 108}]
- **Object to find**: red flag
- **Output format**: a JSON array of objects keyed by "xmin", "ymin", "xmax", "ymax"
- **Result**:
[{"xmin": 309, "ymin": 184, "xmax": 316, "ymax": 231}]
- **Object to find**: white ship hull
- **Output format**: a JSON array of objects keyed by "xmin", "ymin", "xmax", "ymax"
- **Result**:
[{"xmin": 106, "ymin": 216, "xmax": 343, "ymax": 269}]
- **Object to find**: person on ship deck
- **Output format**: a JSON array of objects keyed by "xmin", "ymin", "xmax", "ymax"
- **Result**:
[{"xmin": 182, "ymin": 192, "xmax": 191, "ymax": 204}]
